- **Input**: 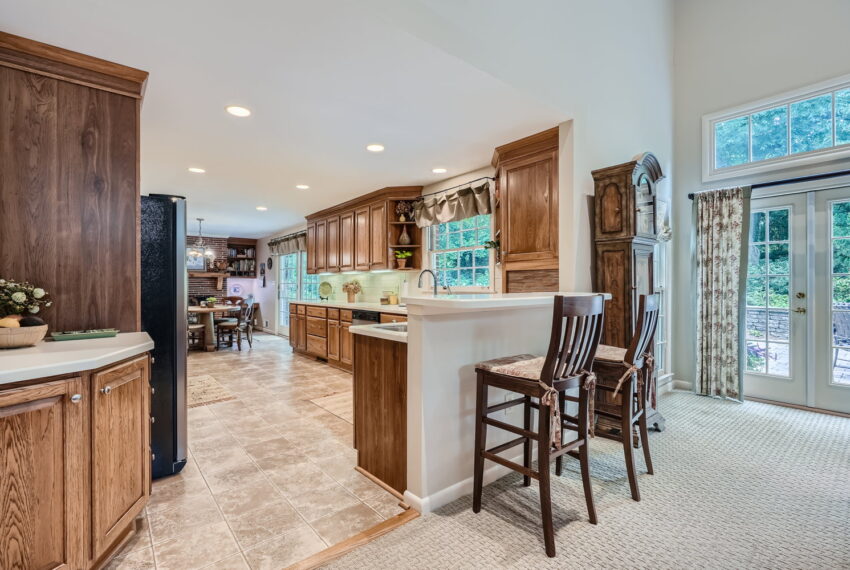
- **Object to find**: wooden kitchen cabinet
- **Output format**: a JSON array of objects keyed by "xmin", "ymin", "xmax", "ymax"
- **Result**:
[
  {"xmin": 315, "ymin": 219, "xmax": 327, "ymax": 273},
  {"xmin": 369, "ymin": 201, "xmax": 389, "ymax": 269},
  {"xmin": 340, "ymin": 321, "xmax": 353, "ymax": 367},
  {"xmin": 380, "ymin": 313, "xmax": 407, "ymax": 324},
  {"xmin": 354, "ymin": 206, "xmax": 371, "ymax": 271},
  {"xmin": 0, "ymin": 354, "xmax": 151, "ymax": 569},
  {"xmin": 306, "ymin": 224, "xmax": 317, "ymax": 274},
  {"xmin": 339, "ymin": 211, "xmax": 355, "ymax": 272},
  {"xmin": 327, "ymin": 318, "xmax": 341, "ymax": 362},
  {"xmin": 326, "ymin": 215, "xmax": 340, "ymax": 272},
  {"xmin": 492, "ymin": 127, "xmax": 560, "ymax": 292}
]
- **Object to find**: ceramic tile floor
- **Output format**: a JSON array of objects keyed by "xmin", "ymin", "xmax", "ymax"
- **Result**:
[{"xmin": 107, "ymin": 333, "xmax": 406, "ymax": 570}]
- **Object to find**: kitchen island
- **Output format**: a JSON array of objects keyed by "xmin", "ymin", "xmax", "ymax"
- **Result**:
[{"xmin": 401, "ymin": 292, "xmax": 610, "ymax": 513}]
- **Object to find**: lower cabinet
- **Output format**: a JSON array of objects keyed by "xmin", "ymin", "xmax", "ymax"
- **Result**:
[{"xmin": 0, "ymin": 354, "xmax": 151, "ymax": 569}]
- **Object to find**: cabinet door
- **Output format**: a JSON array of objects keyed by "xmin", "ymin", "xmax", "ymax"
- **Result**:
[
  {"xmin": 340, "ymin": 322, "xmax": 353, "ymax": 365},
  {"xmin": 595, "ymin": 241, "xmax": 632, "ymax": 348},
  {"xmin": 326, "ymin": 216, "xmax": 340, "ymax": 272},
  {"xmin": 339, "ymin": 211, "xmax": 355, "ymax": 272},
  {"xmin": 297, "ymin": 315, "xmax": 307, "ymax": 351},
  {"xmin": 289, "ymin": 306, "xmax": 298, "ymax": 348},
  {"xmin": 500, "ymin": 149, "xmax": 558, "ymax": 266},
  {"xmin": 327, "ymin": 320, "xmax": 340, "ymax": 361},
  {"xmin": 354, "ymin": 206, "xmax": 371, "ymax": 271},
  {"xmin": 315, "ymin": 220, "xmax": 327, "ymax": 273},
  {"xmin": 91, "ymin": 356, "xmax": 150, "ymax": 558},
  {"xmin": 369, "ymin": 202, "xmax": 388, "ymax": 269},
  {"xmin": 631, "ymin": 243, "xmax": 655, "ymax": 336},
  {"xmin": 0, "ymin": 378, "xmax": 85, "ymax": 570},
  {"xmin": 306, "ymin": 223, "xmax": 317, "ymax": 274}
]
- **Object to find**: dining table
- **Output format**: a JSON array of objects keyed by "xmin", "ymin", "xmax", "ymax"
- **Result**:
[{"xmin": 188, "ymin": 305, "xmax": 241, "ymax": 351}]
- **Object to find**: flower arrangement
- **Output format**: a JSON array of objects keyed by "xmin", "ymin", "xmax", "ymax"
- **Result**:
[
  {"xmin": 395, "ymin": 200, "xmax": 414, "ymax": 222},
  {"xmin": 342, "ymin": 280, "xmax": 362, "ymax": 303},
  {"xmin": 0, "ymin": 279, "xmax": 52, "ymax": 318}
]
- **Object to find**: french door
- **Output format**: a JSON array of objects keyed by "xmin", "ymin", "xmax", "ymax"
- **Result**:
[
  {"xmin": 744, "ymin": 187, "xmax": 850, "ymax": 415},
  {"xmin": 277, "ymin": 253, "xmax": 300, "ymax": 336}
]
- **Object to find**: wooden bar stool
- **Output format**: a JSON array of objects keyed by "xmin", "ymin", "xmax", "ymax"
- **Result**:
[
  {"xmin": 473, "ymin": 295, "xmax": 605, "ymax": 558},
  {"xmin": 592, "ymin": 294, "xmax": 659, "ymax": 502}
]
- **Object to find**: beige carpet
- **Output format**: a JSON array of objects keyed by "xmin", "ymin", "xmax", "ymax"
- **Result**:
[
  {"xmin": 310, "ymin": 392, "xmax": 354, "ymax": 423},
  {"xmin": 329, "ymin": 391, "xmax": 850, "ymax": 569},
  {"xmin": 187, "ymin": 374, "xmax": 236, "ymax": 408}
]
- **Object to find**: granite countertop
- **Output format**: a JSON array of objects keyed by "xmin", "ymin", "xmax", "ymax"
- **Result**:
[
  {"xmin": 349, "ymin": 322, "xmax": 408, "ymax": 343},
  {"xmin": 0, "ymin": 331, "xmax": 154, "ymax": 384},
  {"xmin": 291, "ymin": 300, "xmax": 407, "ymax": 315}
]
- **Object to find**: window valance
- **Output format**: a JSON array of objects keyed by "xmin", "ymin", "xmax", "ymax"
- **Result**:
[
  {"xmin": 268, "ymin": 231, "xmax": 307, "ymax": 255},
  {"xmin": 414, "ymin": 182, "xmax": 492, "ymax": 228}
]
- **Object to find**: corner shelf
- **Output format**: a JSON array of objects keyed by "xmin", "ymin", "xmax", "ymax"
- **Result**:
[{"xmin": 389, "ymin": 244, "xmax": 421, "ymax": 248}]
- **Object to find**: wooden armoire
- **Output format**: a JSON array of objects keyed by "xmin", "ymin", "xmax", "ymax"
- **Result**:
[{"xmin": 592, "ymin": 152, "xmax": 665, "ymax": 431}]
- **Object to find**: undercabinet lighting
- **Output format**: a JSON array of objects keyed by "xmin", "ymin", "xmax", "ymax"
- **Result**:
[
  {"xmin": 188, "ymin": 167, "xmax": 206, "ymax": 173},
  {"xmin": 341, "ymin": 271, "xmax": 361, "ymax": 275},
  {"xmin": 256, "ymin": 206, "xmax": 268, "ymax": 211},
  {"xmin": 318, "ymin": 272, "xmax": 334, "ymax": 276},
  {"xmin": 432, "ymin": 167, "xmax": 447, "ymax": 174},
  {"xmin": 366, "ymin": 143, "xmax": 385, "ymax": 152},
  {"xmin": 371, "ymin": 270, "xmax": 393, "ymax": 273},
  {"xmin": 226, "ymin": 105, "xmax": 252, "ymax": 117},
  {"xmin": 296, "ymin": 184, "xmax": 310, "ymax": 190}
]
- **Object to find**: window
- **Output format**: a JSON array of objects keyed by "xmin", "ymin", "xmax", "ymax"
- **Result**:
[
  {"xmin": 301, "ymin": 252, "xmax": 319, "ymax": 300},
  {"xmin": 277, "ymin": 251, "xmax": 318, "ymax": 333},
  {"xmin": 704, "ymin": 75, "xmax": 850, "ymax": 181},
  {"xmin": 653, "ymin": 242, "xmax": 669, "ymax": 376},
  {"xmin": 830, "ymin": 200, "xmax": 850, "ymax": 385},
  {"xmin": 429, "ymin": 214, "xmax": 493, "ymax": 290}
]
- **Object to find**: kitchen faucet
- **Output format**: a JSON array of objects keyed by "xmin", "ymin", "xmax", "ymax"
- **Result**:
[{"xmin": 418, "ymin": 269, "xmax": 452, "ymax": 296}]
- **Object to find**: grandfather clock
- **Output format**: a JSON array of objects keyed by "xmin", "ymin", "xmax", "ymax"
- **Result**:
[{"xmin": 592, "ymin": 152, "xmax": 665, "ymax": 432}]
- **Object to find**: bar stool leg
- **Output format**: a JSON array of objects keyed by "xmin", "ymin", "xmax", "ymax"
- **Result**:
[
  {"xmin": 555, "ymin": 391, "xmax": 566, "ymax": 477},
  {"xmin": 523, "ymin": 395, "xmax": 532, "ymax": 487},
  {"xmin": 638, "ymin": 386, "xmax": 654, "ymax": 475},
  {"xmin": 472, "ymin": 373, "xmax": 488, "ymax": 513},
  {"xmin": 578, "ymin": 385, "xmax": 597, "ymax": 524},
  {"xmin": 537, "ymin": 400, "xmax": 555, "ymax": 557},
  {"xmin": 622, "ymin": 376, "xmax": 640, "ymax": 501}
]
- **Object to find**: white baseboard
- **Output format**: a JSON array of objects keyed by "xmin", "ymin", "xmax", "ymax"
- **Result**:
[
  {"xmin": 404, "ymin": 450, "xmax": 527, "ymax": 514},
  {"xmin": 672, "ymin": 379, "xmax": 693, "ymax": 391}
]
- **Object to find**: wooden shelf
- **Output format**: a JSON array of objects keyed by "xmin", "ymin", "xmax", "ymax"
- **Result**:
[
  {"xmin": 389, "ymin": 244, "xmax": 421, "ymax": 248},
  {"xmin": 389, "ymin": 221, "xmax": 417, "ymax": 225}
]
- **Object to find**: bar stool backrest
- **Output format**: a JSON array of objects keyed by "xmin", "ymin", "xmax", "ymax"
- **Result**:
[
  {"xmin": 625, "ymin": 294, "xmax": 660, "ymax": 367},
  {"xmin": 540, "ymin": 295, "xmax": 606, "ymax": 386}
]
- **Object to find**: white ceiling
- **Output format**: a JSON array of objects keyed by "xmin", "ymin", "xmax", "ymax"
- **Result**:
[{"xmin": 1, "ymin": 0, "xmax": 563, "ymax": 237}]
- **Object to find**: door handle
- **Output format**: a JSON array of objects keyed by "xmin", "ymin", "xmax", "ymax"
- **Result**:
[{"xmin": 793, "ymin": 307, "xmax": 806, "ymax": 314}]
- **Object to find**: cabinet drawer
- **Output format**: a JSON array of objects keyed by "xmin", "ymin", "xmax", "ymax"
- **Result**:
[
  {"xmin": 306, "ymin": 306, "xmax": 327, "ymax": 318},
  {"xmin": 306, "ymin": 316, "xmax": 327, "ymax": 338},
  {"xmin": 380, "ymin": 313, "xmax": 407, "ymax": 324},
  {"xmin": 306, "ymin": 334, "xmax": 327, "ymax": 357},
  {"xmin": 297, "ymin": 304, "xmax": 306, "ymax": 315},
  {"xmin": 340, "ymin": 309, "xmax": 353, "ymax": 322},
  {"xmin": 290, "ymin": 303, "xmax": 298, "ymax": 314},
  {"xmin": 327, "ymin": 308, "xmax": 340, "ymax": 320}
]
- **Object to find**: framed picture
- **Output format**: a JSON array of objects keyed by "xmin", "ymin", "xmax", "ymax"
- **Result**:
[{"xmin": 186, "ymin": 247, "xmax": 206, "ymax": 270}]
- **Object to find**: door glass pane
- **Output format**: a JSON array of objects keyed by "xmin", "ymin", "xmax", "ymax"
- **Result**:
[
  {"xmin": 768, "ymin": 309, "xmax": 789, "ymax": 341},
  {"xmin": 751, "ymin": 212, "xmax": 766, "ymax": 241},
  {"xmin": 790, "ymin": 94, "xmax": 833, "ymax": 154},
  {"xmin": 768, "ymin": 276, "xmax": 789, "ymax": 308},
  {"xmin": 833, "ymin": 349, "xmax": 850, "ymax": 385},
  {"xmin": 767, "ymin": 343, "xmax": 790, "ymax": 376},
  {"xmin": 747, "ymin": 277, "xmax": 767, "ymax": 306},
  {"xmin": 833, "ymin": 201, "xmax": 850, "ymax": 236},
  {"xmin": 747, "ymin": 341, "xmax": 767, "ymax": 373},
  {"xmin": 751, "ymin": 106, "xmax": 788, "ymax": 161},
  {"xmin": 832, "ymin": 312, "xmax": 850, "ymax": 347},
  {"xmin": 748, "ymin": 244, "xmax": 766, "ymax": 274},
  {"xmin": 767, "ymin": 243, "xmax": 789, "ymax": 273},
  {"xmin": 831, "ymin": 201, "xmax": 850, "ymax": 385},
  {"xmin": 835, "ymin": 88, "xmax": 850, "ymax": 146},
  {"xmin": 768, "ymin": 209, "xmax": 789, "ymax": 240},
  {"xmin": 715, "ymin": 116, "xmax": 749, "ymax": 168}
]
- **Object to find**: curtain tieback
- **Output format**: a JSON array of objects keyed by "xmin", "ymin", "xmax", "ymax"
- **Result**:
[{"xmin": 536, "ymin": 381, "xmax": 562, "ymax": 450}]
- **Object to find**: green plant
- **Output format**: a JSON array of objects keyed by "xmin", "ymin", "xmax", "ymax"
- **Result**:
[
  {"xmin": 482, "ymin": 239, "xmax": 500, "ymax": 250},
  {"xmin": 0, "ymin": 279, "xmax": 52, "ymax": 318},
  {"xmin": 394, "ymin": 250, "xmax": 413, "ymax": 259},
  {"xmin": 206, "ymin": 296, "xmax": 217, "ymax": 305}
]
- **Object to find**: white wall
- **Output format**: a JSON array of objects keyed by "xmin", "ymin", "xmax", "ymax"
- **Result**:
[
  {"xmin": 251, "ymin": 224, "xmax": 306, "ymax": 332},
  {"xmin": 671, "ymin": 0, "xmax": 850, "ymax": 386}
]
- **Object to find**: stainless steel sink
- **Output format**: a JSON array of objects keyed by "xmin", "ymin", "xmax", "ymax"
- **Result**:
[{"xmin": 374, "ymin": 323, "xmax": 407, "ymax": 333}]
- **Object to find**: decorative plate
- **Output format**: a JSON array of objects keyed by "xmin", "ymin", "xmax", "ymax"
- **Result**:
[{"xmin": 319, "ymin": 281, "xmax": 333, "ymax": 298}]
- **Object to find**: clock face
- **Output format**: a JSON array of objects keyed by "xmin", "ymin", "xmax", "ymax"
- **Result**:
[{"xmin": 267, "ymin": 257, "xmax": 273, "ymax": 269}]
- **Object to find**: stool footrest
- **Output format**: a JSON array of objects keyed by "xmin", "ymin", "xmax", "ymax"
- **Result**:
[
  {"xmin": 486, "ymin": 397, "xmax": 526, "ymax": 414},
  {"xmin": 550, "ymin": 438, "xmax": 584, "ymax": 459},
  {"xmin": 483, "ymin": 417, "xmax": 537, "ymax": 440},
  {"xmin": 481, "ymin": 451, "xmax": 539, "ymax": 481},
  {"xmin": 487, "ymin": 436, "xmax": 527, "ymax": 455}
]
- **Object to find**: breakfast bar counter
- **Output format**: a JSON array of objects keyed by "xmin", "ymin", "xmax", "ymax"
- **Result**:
[{"xmin": 400, "ymin": 292, "xmax": 610, "ymax": 513}]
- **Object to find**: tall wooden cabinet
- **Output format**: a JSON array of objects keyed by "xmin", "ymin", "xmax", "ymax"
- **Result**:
[
  {"xmin": 492, "ymin": 127, "xmax": 560, "ymax": 292},
  {"xmin": 592, "ymin": 152, "xmax": 665, "ymax": 431}
]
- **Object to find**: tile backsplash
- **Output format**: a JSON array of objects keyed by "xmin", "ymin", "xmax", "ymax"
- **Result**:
[{"xmin": 315, "ymin": 271, "xmax": 412, "ymax": 303}]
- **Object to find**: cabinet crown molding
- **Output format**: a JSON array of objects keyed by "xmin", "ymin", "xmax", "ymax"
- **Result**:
[
  {"xmin": 491, "ymin": 126, "xmax": 559, "ymax": 167},
  {"xmin": 306, "ymin": 186, "xmax": 422, "ymax": 221},
  {"xmin": 0, "ymin": 31, "xmax": 149, "ymax": 98}
]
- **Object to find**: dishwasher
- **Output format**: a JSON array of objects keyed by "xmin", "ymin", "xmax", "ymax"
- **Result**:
[{"xmin": 351, "ymin": 309, "xmax": 381, "ymax": 326}]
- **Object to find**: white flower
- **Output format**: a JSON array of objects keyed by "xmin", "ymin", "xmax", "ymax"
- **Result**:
[
  {"xmin": 0, "ymin": 279, "xmax": 5, "ymax": 285},
  {"xmin": 11, "ymin": 292, "xmax": 26, "ymax": 303},
  {"xmin": 46, "ymin": 301, "xmax": 52, "ymax": 307},
  {"xmin": 28, "ymin": 305, "xmax": 39, "ymax": 314},
  {"xmin": 32, "ymin": 288, "xmax": 45, "ymax": 299}
]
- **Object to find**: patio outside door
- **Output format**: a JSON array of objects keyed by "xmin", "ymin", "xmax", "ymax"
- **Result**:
[
  {"xmin": 744, "ymin": 186, "xmax": 850, "ymax": 415},
  {"xmin": 277, "ymin": 252, "xmax": 300, "ymax": 336}
]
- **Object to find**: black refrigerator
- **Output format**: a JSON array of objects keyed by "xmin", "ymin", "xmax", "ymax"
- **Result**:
[{"xmin": 141, "ymin": 194, "xmax": 188, "ymax": 479}]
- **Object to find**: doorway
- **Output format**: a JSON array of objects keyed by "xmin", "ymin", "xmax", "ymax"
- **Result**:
[
  {"xmin": 276, "ymin": 251, "xmax": 319, "ymax": 337},
  {"xmin": 744, "ymin": 185, "xmax": 850, "ymax": 415}
]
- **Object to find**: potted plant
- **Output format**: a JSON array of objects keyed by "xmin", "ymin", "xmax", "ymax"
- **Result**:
[
  {"xmin": 0, "ymin": 278, "xmax": 52, "ymax": 348},
  {"xmin": 394, "ymin": 250, "xmax": 413, "ymax": 269},
  {"xmin": 342, "ymin": 280, "xmax": 362, "ymax": 303},
  {"xmin": 205, "ymin": 296, "xmax": 217, "ymax": 307}
]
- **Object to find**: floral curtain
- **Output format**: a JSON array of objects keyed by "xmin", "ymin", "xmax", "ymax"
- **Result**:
[
  {"xmin": 268, "ymin": 231, "xmax": 306, "ymax": 255},
  {"xmin": 694, "ymin": 186, "xmax": 752, "ymax": 400},
  {"xmin": 414, "ymin": 182, "xmax": 492, "ymax": 228}
]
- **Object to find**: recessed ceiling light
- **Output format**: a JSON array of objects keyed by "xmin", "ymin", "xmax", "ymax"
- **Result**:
[
  {"xmin": 432, "ymin": 167, "xmax": 447, "ymax": 174},
  {"xmin": 296, "ymin": 184, "xmax": 310, "ymax": 190},
  {"xmin": 226, "ymin": 105, "xmax": 251, "ymax": 117},
  {"xmin": 366, "ymin": 144, "xmax": 385, "ymax": 152},
  {"xmin": 188, "ymin": 167, "xmax": 206, "ymax": 173},
  {"xmin": 256, "ymin": 206, "xmax": 268, "ymax": 211}
]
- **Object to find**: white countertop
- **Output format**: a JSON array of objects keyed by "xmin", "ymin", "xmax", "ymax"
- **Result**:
[
  {"xmin": 349, "ymin": 323, "xmax": 408, "ymax": 343},
  {"xmin": 0, "ymin": 332, "xmax": 154, "ymax": 384},
  {"xmin": 401, "ymin": 292, "xmax": 611, "ymax": 312},
  {"xmin": 292, "ymin": 300, "xmax": 407, "ymax": 315}
]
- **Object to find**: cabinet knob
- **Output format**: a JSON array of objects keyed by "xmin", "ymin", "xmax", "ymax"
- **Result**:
[
  {"xmin": 101, "ymin": 386, "xmax": 112, "ymax": 395},
  {"xmin": 70, "ymin": 394, "xmax": 82, "ymax": 403}
]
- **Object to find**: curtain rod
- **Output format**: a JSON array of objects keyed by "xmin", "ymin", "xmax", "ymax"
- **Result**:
[
  {"xmin": 268, "ymin": 229, "xmax": 306, "ymax": 243},
  {"xmin": 688, "ymin": 169, "xmax": 850, "ymax": 200},
  {"xmin": 419, "ymin": 176, "xmax": 494, "ymax": 200}
]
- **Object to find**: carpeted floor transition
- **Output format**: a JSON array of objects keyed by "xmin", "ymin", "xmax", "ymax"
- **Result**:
[{"xmin": 329, "ymin": 391, "xmax": 850, "ymax": 569}]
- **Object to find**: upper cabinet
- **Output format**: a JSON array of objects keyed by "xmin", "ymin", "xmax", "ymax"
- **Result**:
[
  {"xmin": 306, "ymin": 187, "xmax": 422, "ymax": 274},
  {"xmin": 492, "ymin": 127, "xmax": 560, "ymax": 292},
  {"xmin": 592, "ymin": 152, "xmax": 662, "ymax": 242}
]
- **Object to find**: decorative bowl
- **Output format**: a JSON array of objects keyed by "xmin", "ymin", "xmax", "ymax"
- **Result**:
[{"xmin": 0, "ymin": 324, "xmax": 49, "ymax": 349}]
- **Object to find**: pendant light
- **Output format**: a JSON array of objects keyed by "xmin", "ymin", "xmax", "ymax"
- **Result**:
[{"xmin": 188, "ymin": 218, "xmax": 216, "ymax": 259}]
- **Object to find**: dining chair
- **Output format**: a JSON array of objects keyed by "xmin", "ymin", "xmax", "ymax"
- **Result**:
[
  {"xmin": 591, "ymin": 294, "xmax": 659, "ymax": 501},
  {"xmin": 472, "ymin": 294, "xmax": 605, "ymax": 557}
]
